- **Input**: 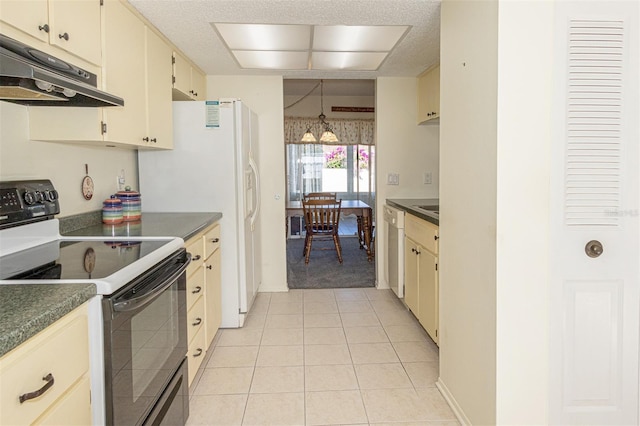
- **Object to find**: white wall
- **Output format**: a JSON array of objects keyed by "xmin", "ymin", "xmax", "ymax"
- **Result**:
[
  {"xmin": 375, "ymin": 77, "xmax": 439, "ymax": 288},
  {"xmin": 284, "ymin": 94, "xmax": 374, "ymax": 120},
  {"xmin": 206, "ymin": 75, "xmax": 287, "ymax": 292},
  {"xmin": 439, "ymin": 0, "xmax": 498, "ymax": 424},
  {"xmin": 0, "ymin": 102, "xmax": 138, "ymax": 217},
  {"xmin": 495, "ymin": 1, "xmax": 552, "ymax": 423}
]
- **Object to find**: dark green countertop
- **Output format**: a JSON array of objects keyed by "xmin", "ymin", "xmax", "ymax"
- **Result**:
[
  {"xmin": 386, "ymin": 198, "xmax": 439, "ymax": 226},
  {"xmin": 0, "ymin": 284, "xmax": 96, "ymax": 357},
  {"xmin": 63, "ymin": 212, "xmax": 222, "ymax": 241}
]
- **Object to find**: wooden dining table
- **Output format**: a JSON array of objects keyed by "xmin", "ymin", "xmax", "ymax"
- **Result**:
[{"xmin": 286, "ymin": 199, "xmax": 374, "ymax": 261}]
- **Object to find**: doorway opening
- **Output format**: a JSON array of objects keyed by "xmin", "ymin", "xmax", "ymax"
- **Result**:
[{"xmin": 283, "ymin": 79, "xmax": 376, "ymax": 289}]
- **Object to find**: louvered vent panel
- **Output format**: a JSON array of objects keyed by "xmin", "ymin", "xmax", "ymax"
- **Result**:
[{"xmin": 565, "ymin": 19, "xmax": 624, "ymax": 226}]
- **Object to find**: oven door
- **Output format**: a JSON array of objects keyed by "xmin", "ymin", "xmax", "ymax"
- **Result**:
[{"xmin": 103, "ymin": 249, "xmax": 190, "ymax": 426}]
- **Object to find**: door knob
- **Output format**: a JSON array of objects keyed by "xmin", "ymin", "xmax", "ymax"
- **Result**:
[{"xmin": 585, "ymin": 240, "xmax": 603, "ymax": 258}]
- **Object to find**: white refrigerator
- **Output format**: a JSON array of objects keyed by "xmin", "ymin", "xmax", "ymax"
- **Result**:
[{"xmin": 138, "ymin": 99, "xmax": 261, "ymax": 328}]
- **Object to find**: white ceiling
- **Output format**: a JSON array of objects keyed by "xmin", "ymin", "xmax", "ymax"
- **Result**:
[{"xmin": 128, "ymin": 0, "xmax": 442, "ymax": 95}]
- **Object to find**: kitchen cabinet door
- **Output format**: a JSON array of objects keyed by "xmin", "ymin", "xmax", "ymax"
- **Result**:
[
  {"xmin": 144, "ymin": 27, "xmax": 173, "ymax": 149},
  {"xmin": 191, "ymin": 68, "xmax": 206, "ymax": 100},
  {"xmin": 204, "ymin": 249, "xmax": 221, "ymax": 348},
  {"xmin": 418, "ymin": 249, "xmax": 438, "ymax": 344},
  {"xmin": 417, "ymin": 64, "xmax": 440, "ymax": 123},
  {"xmin": 49, "ymin": 0, "xmax": 102, "ymax": 66},
  {"xmin": 0, "ymin": 304, "xmax": 90, "ymax": 426},
  {"xmin": 0, "ymin": 0, "xmax": 49, "ymax": 43},
  {"xmin": 404, "ymin": 236, "xmax": 420, "ymax": 316},
  {"xmin": 173, "ymin": 51, "xmax": 206, "ymax": 100},
  {"xmin": 0, "ymin": 0, "xmax": 101, "ymax": 66},
  {"xmin": 102, "ymin": 0, "xmax": 146, "ymax": 147}
]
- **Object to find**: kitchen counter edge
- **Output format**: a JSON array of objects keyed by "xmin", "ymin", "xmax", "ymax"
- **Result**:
[
  {"xmin": 63, "ymin": 212, "xmax": 223, "ymax": 241},
  {"xmin": 0, "ymin": 284, "xmax": 96, "ymax": 357},
  {"xmin": 386, "ymin": 199, "xmax": 439, "ymax": 226}
]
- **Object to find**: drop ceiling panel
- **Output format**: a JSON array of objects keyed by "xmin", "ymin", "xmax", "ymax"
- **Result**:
[
  {"xmin": 214, "ymin": 23, "xmax": 311, "ymax": 50},
  {"xmin": 312, "ymin": 51, "xmax": 388, "ymax": 70},
  {"xmin": 313, "ymin": 25, "xmax": 409, "ymax": 52},
  {"xmin": 233, "ymin": 50, "xmax": 309, "ymax": 70}
]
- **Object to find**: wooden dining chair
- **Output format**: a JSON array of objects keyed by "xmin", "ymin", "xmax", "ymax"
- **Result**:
[
  {"xmin": 301, "ymin": 198, "xmax": 343, "ymax": 264},
  {"xmin": 303, "ymin": 192, "xmax": 337, "ymax": 201}
]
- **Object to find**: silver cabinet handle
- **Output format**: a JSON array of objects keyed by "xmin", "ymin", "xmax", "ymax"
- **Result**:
[
  {"xmin": 19, "ymin": 373, "xmax": 54, "ymax": 403},
  {"xmin": 58, "ymin": 32, "xmax": 69, "ymax": 41},
  {"xmin": 38, "ymin": 24, "xmax": 49, "ymax": 33}
]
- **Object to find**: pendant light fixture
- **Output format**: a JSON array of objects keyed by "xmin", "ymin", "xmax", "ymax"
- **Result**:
[{"xmin": 299, "ymin": 79, "xmax": 339, "ymax": 143}]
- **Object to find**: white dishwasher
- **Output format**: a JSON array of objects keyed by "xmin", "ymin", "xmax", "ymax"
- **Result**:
[{"xmin": 383, "ymin": 204, "xmax": 405, "ymax": 298}]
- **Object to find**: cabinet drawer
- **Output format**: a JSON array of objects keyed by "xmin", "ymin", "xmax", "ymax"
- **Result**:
[
  {"xmin": 186, "ymin": 267, "xmax": 205, "ymax": 311},
  {"xmin": 186, "ymin": 235, "xmax": 205, "ymax": 278},
  {"xmin": 204, "ymin": 225, "xmax": 221, "ymax": 259},
  {"xmin": 187, "ymin": 295, "xmax": 205, "ymax": 345},
  {"xmin": 0, "ymin": 307, "xmax": 89, "ymax": 426},
  {"xmin": 405, "ymin": 214, "xmax": 439, "ymax": 254},
  {"xmin": 36, "ymin": 375, "xmax": 91, "ymax": 426},
  {"xmin": 187, "ymin": 327, "xmax": 206, "ymax": 387}
]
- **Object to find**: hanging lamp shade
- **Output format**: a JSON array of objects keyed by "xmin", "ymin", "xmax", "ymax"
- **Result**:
[
  {"xmin": 301, "ymin": 127, "xmax": 317, "ymax": 142},
  {"xmin": 298, "ymin": 79, "xmax": 339, "ymax": 143}
]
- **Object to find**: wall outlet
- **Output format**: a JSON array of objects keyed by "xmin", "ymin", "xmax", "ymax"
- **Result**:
[
  {"xmin": 387, "ymin": 173, "xmax": 400, "ymax": 185},
  {"xmin": 423, "ymin": 172, "xmax": 432, "ymax": 184}
]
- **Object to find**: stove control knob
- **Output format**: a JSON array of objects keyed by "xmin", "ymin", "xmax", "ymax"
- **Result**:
[
  {"xmin": 34, "ymin": 191, "xmax": 45, "ymax": 203},
  {"xmin": 23, "ymin": 191, "xmax": 36, "ymax": 205},
  {"xmin": 44, "ymin": 190, "xmax": 58, "ymax": 202}
]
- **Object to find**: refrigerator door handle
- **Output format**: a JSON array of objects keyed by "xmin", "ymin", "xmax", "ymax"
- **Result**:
[{"xmin": 249, "ymin": 155, "xmax": 260, "ymax": 231}]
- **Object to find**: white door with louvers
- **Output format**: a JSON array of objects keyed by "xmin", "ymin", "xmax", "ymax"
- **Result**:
[{"xmin": 550, "ymin": 1, "xmax": 639, "ymax": 424}]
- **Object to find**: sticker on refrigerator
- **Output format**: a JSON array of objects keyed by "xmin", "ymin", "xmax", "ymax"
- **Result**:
[{"xmin": 205, "ymin": 101, "xmax": 220, "ymax": 128}]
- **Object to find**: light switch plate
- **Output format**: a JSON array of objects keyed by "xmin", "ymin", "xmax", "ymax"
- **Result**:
[
  {"xmin": 387, "ymin": 173, "xmax": 399, "ymax": 185},
  {"xmin": 423, "ymin": 172, "xmax": 432, "ymax": 184}
]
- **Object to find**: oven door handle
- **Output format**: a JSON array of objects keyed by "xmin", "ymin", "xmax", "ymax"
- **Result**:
[{"xmin": 113, "ymin": 253, "xmax": 191, "ymax": 312}]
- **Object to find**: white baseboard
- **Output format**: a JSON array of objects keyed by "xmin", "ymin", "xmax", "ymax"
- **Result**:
[{"xmin": 436, "ymin": 378, "xmax": 472, "ymax": 426}]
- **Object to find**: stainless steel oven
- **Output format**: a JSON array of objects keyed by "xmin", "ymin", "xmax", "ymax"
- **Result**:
[{"xmin": 103, "ymin": 248, "xmax": 190, "ymax": 426}]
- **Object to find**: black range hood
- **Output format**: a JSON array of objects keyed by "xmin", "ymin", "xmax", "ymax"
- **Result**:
[{"xmin": 0, "ymin": 34, "xmax": 124, "ymax": 107}]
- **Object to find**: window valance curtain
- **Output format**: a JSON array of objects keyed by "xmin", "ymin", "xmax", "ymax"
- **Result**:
[{"xmin": 284, "ymin": 117, "xmax": 375, "ymax": 145}]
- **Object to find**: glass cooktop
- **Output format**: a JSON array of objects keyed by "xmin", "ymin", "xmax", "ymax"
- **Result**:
[{"xmin": 0, "ymin": 239, "xmax": 170, "ymax": 280}]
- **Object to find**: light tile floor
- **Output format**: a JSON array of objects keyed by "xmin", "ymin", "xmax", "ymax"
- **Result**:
[{"xmin": 187, "ymin": 288, "xmax": 459, "ymax": 426}]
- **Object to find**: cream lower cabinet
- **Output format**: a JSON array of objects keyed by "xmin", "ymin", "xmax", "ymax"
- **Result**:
[
  {"xmin": 184, "ymin": 222, "xmax": 221, "ymax": 387},
  {"xmin": 404, "ymin": 214, "xmax": 439, "ymax": 344},
  {"xmin": 0, "ymin": 303, "xmax": 91, "ymax": 426}
]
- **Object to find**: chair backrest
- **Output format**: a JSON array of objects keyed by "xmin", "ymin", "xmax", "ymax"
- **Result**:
[
  {"xmin": 304, "ymin": 192, "xmax": 337, "ymax": 201},
  {"xmin": 302, "ymin": 198, "xmax": 342, "ymax": 235}
]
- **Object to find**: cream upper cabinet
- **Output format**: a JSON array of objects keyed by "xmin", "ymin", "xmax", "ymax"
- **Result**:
[
  {"xmin": 0, "ymin": 0, "xmax": 102, "ymax": 66},
  {"xmin": 29, "ymin": 0, "xmax": 174, "ymax": 150},
  {"xmin": 143, "ymin": 27, "xmax": 173, "ymax": 149},
  {"xmin": 191, "ymin": 68, "xmax": 206, "ymax": 101},
  {"xmin": 102, "ymin": 0, "xmax": 147, "ymax": 147},
  {"xmin": 404, "ymin": 214, "xmax": 439, "ymax": 344},
  {"xmin": 417, "ymin": 64, "xmax": 440, "ymax": 123},
  {"xmin": 0, "ymin": 304, "xmax": 91, "ymax": 426},
  {"xmin": 173, "ymin": 51, "xmax": 206, "ymax": 100}
]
